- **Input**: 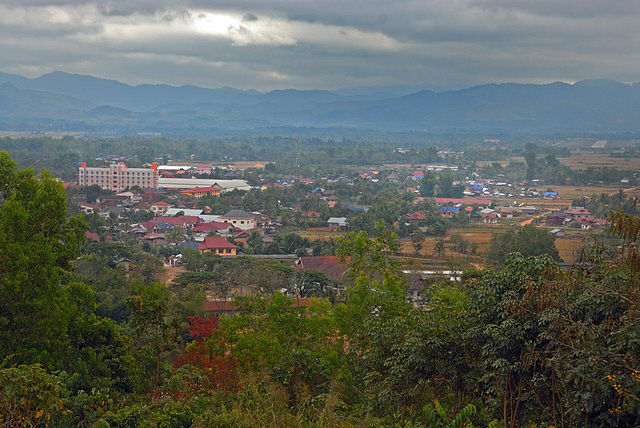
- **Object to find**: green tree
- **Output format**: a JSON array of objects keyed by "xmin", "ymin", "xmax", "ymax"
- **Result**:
[
  {"xmin": 0, "ymin": 364, "xmax": 67, "ymax": 427},
  {"xmin": 0, "ymin": 152, "xmax": 86, "ymax": 369},
  {"xmin": 421, "ymin": 171, "xmax": 437, "ymax": 197},
  {"xmin": 487, "ymin": 225, "xmax": 560, "ymax": 265}
]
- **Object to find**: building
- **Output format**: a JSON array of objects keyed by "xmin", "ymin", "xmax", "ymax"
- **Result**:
[
  {"xmin": 179, "ymin": 185, "xmax": 222, "ymax": 199},
  {"xmin": 79, "ymin": 162, "xmax": 159, "ymax": 192},
  {"xmin": 197, "ymin": 236, "xmax": 237, "ymax": 255},
  {"xmin": 158, "ymin": 177, "xmax": 251, "ymax": 192},
  {"xmin": 406, "ymin": 212, "xmax": 426, "ymax": 221},
  {"xmin": 327, "ymin": 217, "xmax": 348, "ymax": 230},
  {"xmin": 440, "ymin": 206, "xmax": 460, "ymax": 218},
  {"xmin": 221, "ymin": 210, "xmax": 257, "ymax": 230},
  {"xmin": 150, "ymin": 201, "xmax": 173, "ymax": 215},
  {"xmin": 192, "ymin": 165, "xmax": 213, "ymax": 175}
]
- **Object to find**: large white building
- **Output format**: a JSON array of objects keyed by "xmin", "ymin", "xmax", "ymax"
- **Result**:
[
  {"xmin": 158, "ymin": 177, "xmax": 251, "ymax": 192},
  {"xmin": 79, "ymin": 162, "xmax": 159, "ymax": 192}
]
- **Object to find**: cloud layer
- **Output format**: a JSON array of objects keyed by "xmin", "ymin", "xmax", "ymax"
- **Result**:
[{"xmin": 1, "ymin": 0, "xmax": 639, "ymax": 90}]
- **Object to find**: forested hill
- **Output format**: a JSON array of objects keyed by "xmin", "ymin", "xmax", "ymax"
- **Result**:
[{"xmin": 1, "ymin": 71, "xmax": 640, "ymax": 133}]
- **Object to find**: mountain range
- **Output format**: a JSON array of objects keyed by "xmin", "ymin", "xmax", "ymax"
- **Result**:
[{"xmin": 1, "ymin": 71, "xmax": 639, "ymax": 134}]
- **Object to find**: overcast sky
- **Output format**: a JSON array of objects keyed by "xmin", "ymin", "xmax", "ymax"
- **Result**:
[{"xmin": 1, "ymin": 0, "xmax": 639, "ymax": 91}]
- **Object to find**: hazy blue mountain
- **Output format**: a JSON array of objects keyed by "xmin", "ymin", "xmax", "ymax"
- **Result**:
[
  {"xmin": 1, "ymin": 71, "xmax": 640, "ymax": 133},
  {"xmin": 0, "ymin": 83, "xmax": 95, "ymax": 118}
]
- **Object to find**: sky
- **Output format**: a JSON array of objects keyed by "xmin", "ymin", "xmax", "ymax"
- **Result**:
[{"xmin": 1, "ymin": 0, "xmax": 639, "ymax": 91}]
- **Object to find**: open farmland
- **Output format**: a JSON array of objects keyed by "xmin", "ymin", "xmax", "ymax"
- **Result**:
[
  {"xmin": 508, "ymin": 153, "xmax": 640, "ymax": 171},
  {"xmin": 531, "ymin": 185, "xmax": 627, "ymax": 199}
]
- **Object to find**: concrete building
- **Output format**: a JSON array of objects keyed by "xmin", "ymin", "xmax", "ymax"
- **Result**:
[
  {"xmin": 79, "ymin": 162, "xmax": 159, "ymax": 192},
  {"xmin": 158, "ymin": 177, "xmax": 251, "ymax": 192},
  {"xmin": 221, "ymin": 209, "xmax": 257, "ymax": 230}
]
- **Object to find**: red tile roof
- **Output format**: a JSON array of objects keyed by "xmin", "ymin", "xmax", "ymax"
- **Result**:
[
  {"xmin": 160, "ymin": 216, "xmax": 201, "ymax": 225},
  {"xmin": 197, "ymin": 236, "xmax": 237, "ymax": 251},
  {"xmin": 151, "ymin": 201, "xmax": 172, "ymax": 206},
  {"xmin": 193, "ymin": 222, "xmax": 233, "ymax": 232},
  {"xmin": 84, "ymin": 231, "xmax": 99, "ymax": 242},
  {"xmin": 407, "ymin": 211, "xmax": 426, "ymax": 220}
]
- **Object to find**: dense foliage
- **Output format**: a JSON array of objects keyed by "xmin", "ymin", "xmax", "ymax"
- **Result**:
[{"xmin": 1, "ymin": 153, "xmax": 639, "ymax": 427}]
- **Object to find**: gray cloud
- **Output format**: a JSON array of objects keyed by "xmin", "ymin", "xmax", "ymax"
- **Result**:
[{"xmin": 0, "ymin": 0, "xmax": 639, "ymax": 90}]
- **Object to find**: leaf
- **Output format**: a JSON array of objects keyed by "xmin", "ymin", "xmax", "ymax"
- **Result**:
[{"xmin": 35, "ymin": 409, "xmax": 44, "ymax": 419}]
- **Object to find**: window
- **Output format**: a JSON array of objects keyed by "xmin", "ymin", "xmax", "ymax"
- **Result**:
[{"xmin": 226, "ymin": 249, "xmax": 232, "ymax": 253}]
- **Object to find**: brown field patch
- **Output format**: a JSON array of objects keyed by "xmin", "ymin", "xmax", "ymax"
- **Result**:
[
  {"xmin": 298, "ymin": 229, "xmax": 345, "ymax": 240},
  {"xmin": 531, "ymin": 185, "xmax": 626, "ymax": 199},
  {"xmin": 557, "ymin": 153, "xmax": 640, "ymax": 171}
]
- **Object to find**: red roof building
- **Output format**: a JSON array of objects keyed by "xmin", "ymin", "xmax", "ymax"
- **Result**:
[
  {"xmin": 197, "ymin": 236, "xmax": 237, "ymax": 255},
  {"xmin": 193, "ymin": 222, "xmax": 234, "ymax": 233},
  {"xmin": 407, "ymin": 211, "xmax": 426, "ymax": 221}
]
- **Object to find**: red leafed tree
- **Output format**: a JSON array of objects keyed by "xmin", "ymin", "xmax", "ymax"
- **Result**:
[{"xmin": 174, "ymin": 316, "xmax": 240, "ymax": 394}]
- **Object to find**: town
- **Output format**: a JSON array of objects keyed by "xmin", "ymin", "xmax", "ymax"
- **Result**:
[{"xmin": 54, "ymin": 136, "xmax": 637, "ymax": 315}]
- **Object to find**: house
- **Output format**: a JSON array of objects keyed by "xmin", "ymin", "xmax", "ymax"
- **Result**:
[
  {"xmin": 193, "ymin": 221, "xmax": 235, "ymax": 235},
  {"xmin": 440, "ymin": 206, "xmax": 460, "ymax": 218},
  {"xmin": 576, "ymin": 218, "xmax": 609, "ymax": 230},
  {"xmin": 221, "ymin": 209, "xmax": 257, "ymax": 230},
  {"xmin": 496, "ymin": 206, "xmax": 522, "ymax": 217},
  {"xmin": 197, "ymin": 236, "xmax": 238, "ymax": 255},
  {"xmin": 565, "ymin": 207, "xmax": 591, "ymax": 219},
  {"xmin": 410, "ymin": 170, "xmax": 424, "ymax": 180},
  {"xmin": 550, "ymin": 228, "xmax": 565, "ymax": 237},
  {"xmin": 543, "ymin": 191, "xmax": 559, "ymax": 199},
  {"xmin": 150, "ymin": 201, "xmax": 173, "ymax": 215},
  {"xmin": 179, "ymin": 185, "xmax": 221, "ymax": 199},
  {"xmin": 192, "ymin": 165, "xmax": 212, "ymax": 175},
  {"xmin": 77, "ymin": 203, "xmax": 99, "ymax": 214},
  {"xmin": 521, "ymin": 206, "xmax": 539, "ymax": 215},
  {"xmin": 482, "ymin": 213, "xmax": 499, "ymax": 224},
  {"xmin": 327, "ymin": 217, "xmax": 348, "ymax": 230},
  {"xmin": 546, "ymin": 211, "xmax": 570, "ymax": 226},
  {"xmin": 159, "ymin": 215, "xmax": 202, "ymax": 229},
  {"xmin": 406, "ymin": 212, "xmax": 426, "ymax": 221},
  {"xmin": 144, "ymin": 233, "xmax": 167, "ymax": 245}
]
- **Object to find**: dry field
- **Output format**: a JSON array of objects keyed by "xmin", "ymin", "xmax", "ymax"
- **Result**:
[
  {"xmin": 531, "ymin": 185, "xmax": 626, "ymax": 199},
  {"xmin": 400, "ymin": 226, "xmax": 585, "ymax": 263},
  {"xmin": 161, "ymin": 265, "xmax": 186, "ymax": 285},
  {"xmin": 297, "ymin": 228, "xmax": 345, "ymax": 240},
  {"xmin": 555, "ymin": 238, "xmax": 583, "ymax": 263},
  {"xmin": 557, "ymin": 153, "xmax": 640, "ymax": 171},
  {"xmin": 506, "ymin": 153, "xmax": 640, "ymax": 171}
]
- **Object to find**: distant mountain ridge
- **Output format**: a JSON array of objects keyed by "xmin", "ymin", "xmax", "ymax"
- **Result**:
[{"xmin": 1, "ymin": 71, "xmax": 639, "ymax": 134}]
